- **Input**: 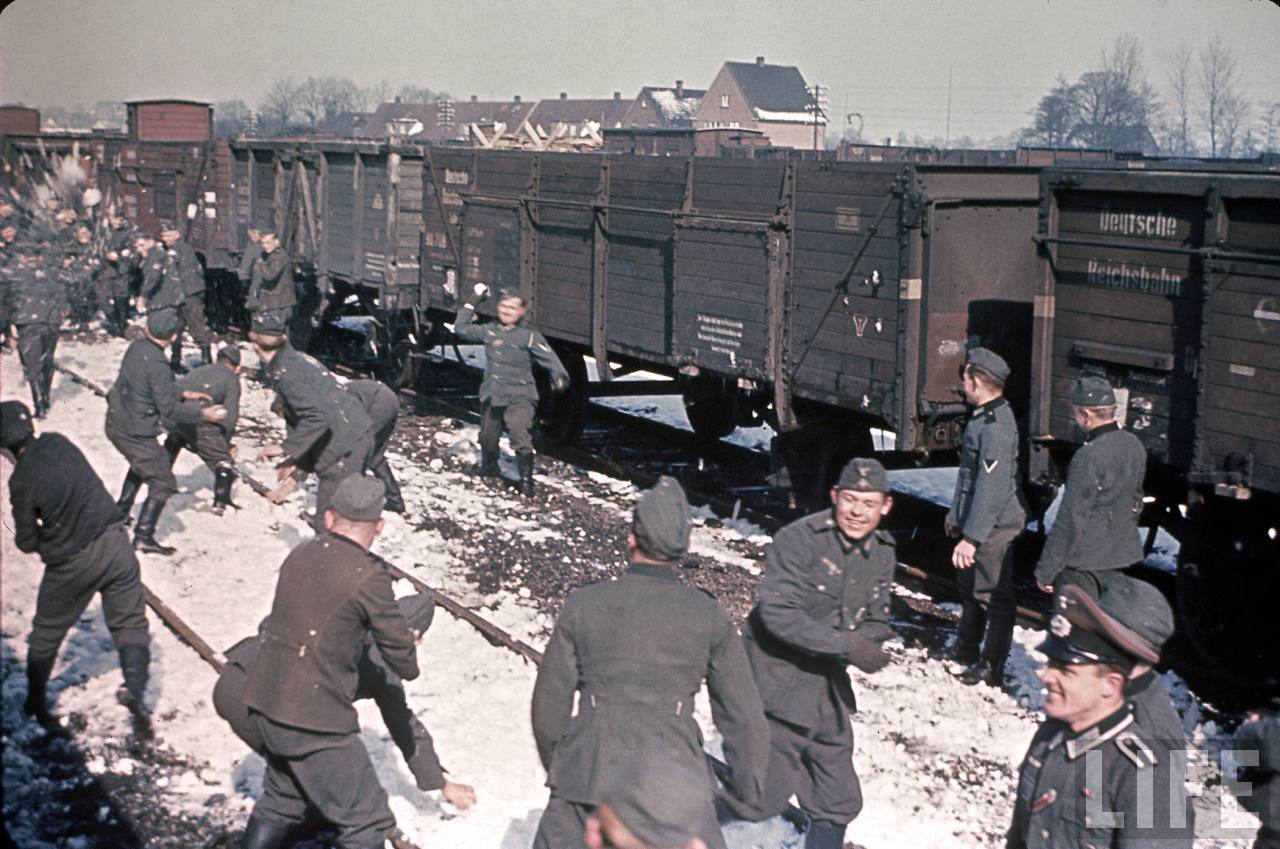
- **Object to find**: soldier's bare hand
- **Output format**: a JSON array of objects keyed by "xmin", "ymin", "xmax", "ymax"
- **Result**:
[
  {"xmin": 441, "ymin": 780, "xmax": 476, "ymax": 811},
  {"xmin": 265, "ymin": 476, "xmax": 297, "ymax": 504},
  {"xmin": 258, "ymin": 444, "xmax": 284, "ymax": 461},
  {"xmin": 275, "ymin": 463, "xmax": 296, "ymax": 482},
  {"xmin": 952, "ymin": 539, "xmax": 977, "ymax": 570},
  {"xmin": 248, "ymin": 228, "xmax": 261, "ymax": 243},
  {"xmin": 1038, "ymin": 582, "xmax": 1054, "ymax": 594},
  {"xmin": 182, "ymin": 390, "xmax": 213, "ymax": 402},
  {"xmin": 201, "ymin": 405, "xmax": 228, "ymax": 422},
  {"xmin": 551, "ymin": 377, "xmax": 568, "ymax": 393}
]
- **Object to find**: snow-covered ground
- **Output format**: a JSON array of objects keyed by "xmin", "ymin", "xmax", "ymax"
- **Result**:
[{"xmin": 1, "ymin": 335, "xmax": 1260, "ymax": 848}]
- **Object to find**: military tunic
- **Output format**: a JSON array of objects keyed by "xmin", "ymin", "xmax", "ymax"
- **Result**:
[
  {"xmin": 169, "ymin": 361, "xmax": 241, "ymax": 469},
  {"xmin": 346, "ymin": 379, "xmax": 398, "ymax": 470},
  {"xmin": 105, "ymin": 337, "xmax": 206, "ymax": 501},
  {"xmin": 1233, "ymin": 714, "xmax": 1280, "ymax": 849},
  {"xmin": 247, "ymin": 248, "xmax": 295, "ymax": 323},
  {"xmin": 530, "ymin": 561, "xmax": 770, "ymax": 849},
  {"xmin": 1036, "ymin": 423, "xmax": 1146, "ymax": 593},
  {"xmin": 94, "ymin": 225, "xmax": 136, "ymax": 334},
  {"xmin": 168, "ymin": 239, "xmax": 211, "ymax": 348},
  {"xmin": 5, "ymin": 262, "xmax": 65, "ymax": 407},
  {"xmin": 8, "ymin": 432, "xmax": 150, "ymax": 661},
  {"xmin": 1008, "ymin": 707, "xmax": 1193, "ymax": 848},
  {"xmin": 140, "ymin": 245, "xmax": 184, "ymax": 315},
  {"xmin": 454, "ymin": 303, "xmax": 567, "ymax": 455},
  {"xmin": 732, "ymin": 512, "xmax": 897, "ymax": 825},
  {"xmin": 241, "ymin": 532, "xmax": 418, "ymax": 849},
  {"xmin": 946, "ymin": 395, "xmax": 1026, "ymax": 666},
  {"xmin": 264, "ymin": 345, "xmax": 374, "ymax": 524}
]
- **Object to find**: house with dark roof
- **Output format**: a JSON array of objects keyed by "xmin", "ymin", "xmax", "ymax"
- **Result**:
[
  {"xmin": 526, "ymin": 92, "xmax": 630, "ymax": 145},
  {"xmin": 356, "ymin": 97, "xmax": 538, "ymax": 145},
  {"xmin": 620, "ymin": 81, "xmax": 705, "ymax": 129},
  {"xmin": 691, "ymin": 56, "xmax": 825, "ymax": 149}
]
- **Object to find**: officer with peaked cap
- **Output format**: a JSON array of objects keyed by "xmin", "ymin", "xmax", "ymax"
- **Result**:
[
  {"xmin": 532, "ymin": 476, "xmax": 769, "ymax": 849},
  {"xmin": 586, "ymin": 751, "xmax": 714, "ymax": 849},
  {"xmin": 1035, "ymin": 376, "xmax": 1147, "ymax": 597},
  {"xmin": 239, "ymin": 473, "xmax": 421, "ymax": 849},
  {"xmin": 214, "ymin": 591, "xmax": 476, "ymax": 832},
  {"xmin": 1007, "ymin": 584, "xmax": 1194, "ymax": 848},
  {"xmin": 165, "ymin": 344, "xmax": 245, "ymax": 515},
  {"xmin": 107, "ymin": 310, "xmax": 227, "ymax": 555},
  {"xmin": 1, "ymin": 400, "xmax": 152, "ymax": 735},
  {"xmin": 721, "ymin": 458, "xmax": 897, "ymax": 849},
  {"xmin": 946, "ymin": 347, "xmax": 1027, "ymax": 687}
]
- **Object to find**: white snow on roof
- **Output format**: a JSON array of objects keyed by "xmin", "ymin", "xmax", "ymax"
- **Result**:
[
  {"xmin": 753, "ymin": 108, "xmax": 827, "ymax": 124},
  {"xmin": 650, "ymin": 89, "xmax": 701, "ymax": 121}
]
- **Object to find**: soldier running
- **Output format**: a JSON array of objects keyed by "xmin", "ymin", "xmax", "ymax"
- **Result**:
[
  {"xmin": 5, "ymin": 241, "xmax": 65, "ymax": 418},
  {"xmin": 531, "ymin": 476, "xmax": 770, "ymax": 849},
  {"xmin": 164, "ymin": 344, "xmax": 244, "ymax": 515},
  {"xmin": 455, "ymin": 285, "xmax": 568, "ymax": 496},
  {"xmin": 1007, "ymin": 585, "xmax": 1194, "ymax": 848},
  {"xmin": 107, "ymin": 310, "xmax": 227, "ymax": 554},
  {"xmin": 946, "ymin": 347, "xmax": 1026, "ymax": 687},
  {"xmin": 1035, "ymin": 376, "xmax": 1146, "ymax": 598},
  {"xmin": 238, "ymin": 474, "xmax": 421, "ymax": 849},
  {"xmin": 2, "ymin": 401, "xmax": 153, "ymax": 735},
  {"xmin": 720, "ymin": 458, "xmax": 897, "ymax": 849}
]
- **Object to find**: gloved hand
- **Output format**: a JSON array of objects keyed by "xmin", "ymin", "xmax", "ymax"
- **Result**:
[{"xmin": 846, "ymin": 633, "xmax": 890, "ymax": 673}]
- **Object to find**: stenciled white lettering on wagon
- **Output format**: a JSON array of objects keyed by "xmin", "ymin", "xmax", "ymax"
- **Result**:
[
  {"xmin": 696, "ymin": 313, "xmax": 744, "ymax": 356},
  {"xmin": 1085, "ymin": 258, "xmax": 1185, "ymax": 297},
  {"xmin": 1097, "ymin": 207, "xmax": 1180, "ymax": 239}
]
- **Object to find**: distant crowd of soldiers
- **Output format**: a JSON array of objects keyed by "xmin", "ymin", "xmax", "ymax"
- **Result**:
[{"xmin": 1, "ymin": 193, "xmax": 1277, "ymax": 849}]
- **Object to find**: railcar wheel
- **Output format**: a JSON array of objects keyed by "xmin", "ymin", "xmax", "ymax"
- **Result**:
[
  {"xmin": 681, "ymin": 377, "xmax": 739, "ymax": 440},
  {"xmin": 537, "ymin": 348, "xmax": 588, "ymax": 446}
]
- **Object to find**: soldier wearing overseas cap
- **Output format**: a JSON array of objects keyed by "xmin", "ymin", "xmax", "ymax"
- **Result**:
[
  {"xmin": 106, "ymin": 310, "xmax": 228, "ymax": 555},
  {"xmin": 4, "ymin": 241, "xmax": 66, "ymax": 418},
  {"xmin": 585, "ymin": 751, "xmax": 715, "ymax": 849},
  {"xmin": 531, "ymin": 476, "xmax": 770, "ymax": 849},
  {"xmin": 1, "ymin": 400, "xmax": 153, "ymax": 736},
  {"xmin": 93, "ymin": 213, "xmax": 137, "ymax": 337},
  {"xmin": 214, "ymin": 591, "xmax": 476, "ymax": 840},
  {"xmin": 1007, "ymin": 585, "xmax": 1194, "ymax": 849},
  {"xmin": 946, "ymin": 347, "xmax": 1027, "ymax": 687},
  {"xmin": 455, "ymin": 284, "xmax": 569, "ymax": 497},
  {"xmin": 1232, "ymin": 709, "xmax": 1280, "ymax": 849},
  {"xmin": 237, "ymin": 473, "xmax": 422, "ymax": 849},
  {"xmin": 1035, "ymin": 376, "xmax": 1147, "ymax": 598},
  {"xmin": 719, "ymin": 458, "xmax": 897, "ymax": 849},
  {"xmin": 249, "ymin": 317, "xmax": 375, "ymax": 530},
  {"xmin": 159, "ymin": 223, "xmax": 212, "ymax": 370},
  {"xmin": 163, "ymin": 345, "xmax": 245, "ymax": 515},
  {"xmin": 244, "ymin": 230, "xmax": 297, "ymax": 343}
]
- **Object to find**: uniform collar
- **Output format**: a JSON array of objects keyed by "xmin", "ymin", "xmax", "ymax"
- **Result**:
[
  {"xmin": 1064, "ymin": 704, "xmax": 1134, "ymax": 760},
  {"xmin": 1084, "ymin": 421, "xmax": 1120, "ymax": 443},
  {"xmin": 1125, "ymin": 669, "xmax": 1157, "ymax": 700},
  {"xmin": 971, "ymin": 395, "xmax": 1007, "ymax": 418},
  {"xmin": 625, "ymin": 560, "xmax": 681, "ymax": 582},
  {"xmin": 807, "ymin": 512, "xmax": 876, "ymax": 554}
]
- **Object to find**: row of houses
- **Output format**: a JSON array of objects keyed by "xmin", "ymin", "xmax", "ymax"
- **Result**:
[{"xmin": 355, "ymin": 56, "xmax": 826, "ymax": 151}]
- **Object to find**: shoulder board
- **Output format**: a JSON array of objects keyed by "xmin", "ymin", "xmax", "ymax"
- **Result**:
[
  {"xmin": 1114, "ymin": 731, "xmax": 1157, "ymax": 769},
  {"xmin": 875, "ymin": 528, "xmax": 897, "ymax": 547}
]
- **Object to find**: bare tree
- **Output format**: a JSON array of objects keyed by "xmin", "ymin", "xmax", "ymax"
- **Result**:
[
  {"xmin": 1261, "ymin": 102, "xmax": 1280, "ymax": 153},
  {"xmin": 214, "ymin": 100, "xmax": 253, "ymax": 137},
  {"xmin": 1165, "ymin": 43, "xmax": 1195, "ymax": 155},
  {"xmin": 396, "ymin": 84, "xmax": 438, "ymax": 104},
  {"xmin": 259, "ymin": 77, "xmax": 299, "ymax": 132},
  {"xmin": 1024, "ymin": 75, "xmax": 1080, "ymax": 146},
  {"xmin": 1198, "ymin": 36, "xmax": 1249, "ymax": 157},
  {"xmin": 1071, "ymin": 35, "xmax": 1159, "ymax": 150},
  {"xmin": 362, "ymin": 80, "xmax": 392, "ymax": 111}
]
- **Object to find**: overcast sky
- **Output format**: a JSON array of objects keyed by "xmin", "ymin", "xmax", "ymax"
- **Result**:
[{"xmin": 1, "ymin": 0, "xmax": 1277, "ymax": 142}]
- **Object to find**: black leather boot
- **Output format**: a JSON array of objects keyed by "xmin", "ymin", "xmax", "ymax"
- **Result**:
[
  {"xmin": 170, "ymin": 340, "xmax": 187, "ymax": 374},
  {"xmin": 371, "ymin": 461, "xmax": 405, "ymax": 513},
  {"xmin": 213, "ymin": 466, "xmax": 239, "ymax": 515},
  {"xmin": 516, "ymin": 452, "xmax": 535, "ymax": 497},
  {"xmin": 200, "ymin": 344, "xmax": 212, "ymax": 365},
  {"xmin": 468, "ymin": 449, "xmax": 500, "ymax": 478},
  {"xmin": 804, "ymin": 819, "xmax": 848, "ymax": 849},
  {"xmin": 112, "ymin": 298, "xmax": 131, "ymax": 336},
  {"xmin": 23, "ymin": 653, "xmax": 57, "ymax": 724},
  {"xmin": 959, "ymin": 658, "xmax": 1006, "ymax": 688},
  {"xmin": 241, "ymin": 814, "xmax": 298, "ymax": 849},
  {"xmin": 116, "ymin": 643, "xmax": 153, "ymax": 740},
  {"xmin": 133, "ymin": 497, "xmax": 176, "ymax": 555},
  {"xmin": 116, "ymin": 470, "xmax": 143, "ymax": 524},
  {"xmin": 30, "ymin": 383, "xmax": 47, "ymax": 420},
  {"xmin": 163, "ymin": 435, "xmax": 183, "ymax": 465}
]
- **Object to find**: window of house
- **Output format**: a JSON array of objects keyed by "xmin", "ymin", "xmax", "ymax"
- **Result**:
[{"xmin": 720, "ymin": 94, "xmax": 730, "ymax": 108}]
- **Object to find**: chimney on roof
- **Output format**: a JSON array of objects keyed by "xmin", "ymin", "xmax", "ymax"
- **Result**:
[
  {"xmin": 613, "ymin": 91, "xmax": 621, "ymax": 100},
  {"xmin": 756, "ymin": 56, "xmax": 765, "ymax": 67},
  {"xmin": 560, "ymin": 92, "xmax": 567, "ymax": 100},
  {"xmin": 470, "ymin": 95, "xmax": 478, "ymax": 103},
  {"xmin": 394, "ymin": 96, "xmax": 402, "ymax": 104},
  {"xmin": 675, "ymin": 80, "xmax": 684, "ymax": 97},
  {"xmin": 514, "ymin": 95, "xmax": 521, "ymax": 103}
]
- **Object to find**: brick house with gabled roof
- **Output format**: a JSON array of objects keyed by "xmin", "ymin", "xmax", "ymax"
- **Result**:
[
  {"xmin": 691, "ymin": 56, "xmax": 825, "ymax": 149},
  {"xmin": 621, "ymin": 81, "xmax": 706, "ymax": 129}
]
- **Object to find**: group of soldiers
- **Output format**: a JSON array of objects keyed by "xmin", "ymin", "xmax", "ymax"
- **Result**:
[{"xmin": 2, "ymin": 234, "xmax": 1278, "ymax": 849}]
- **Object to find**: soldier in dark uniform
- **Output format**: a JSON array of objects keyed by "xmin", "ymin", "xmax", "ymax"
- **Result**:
[
  {"xmin": 1233, "ymin": 710, "xmax": 1280, "ymax": 849},
  {"xmin": 238, "ymin": 474, "xmax": 420, "ymax": 849},
  {"xmin": 1007, "ymin": 584, "xmax": 1194, "ymax": 849},
  {"xmin": 249, "ymin": 318, "xmax": 374, "ymax": 530},
  {"xmin": 5, "ymin": 242, "xmax": 66, "ymax": 418},
  {"xmin": 721, "ymin": 458, "xmax": 897, "ymax": 849},
  {"xmin": 586, "ymin": 752, "xmax": 718, "ymax": 849},
  {"xmin": 1035, "ymin": 376, "xmax": 1147, "ymax": 598},
  {"xmin": 531, "ymin": 476, "xmax": 770, "ymax": 849},
  {"xmin": 946, "ymin": 347, "xmax": 1026, "ymax": 687},
  {"xmin": 347, "ymin": 378, "xmax": 405, "ymax": 513},
  {"xmin": 95, "ymin": 214, "xmax": 137, "ymax": 337},
  {"xmin": 160, "ymin": 223, "xmax": 212, "ymax": 369},
  {"xmin": 106, "ymin": 310, "xmax": 227, "ymax": 554},
  {"xmin": 61, "ymin": 223, "xmax": 98, "ymax": 327},
  {"xmin": 1, "ymin": 401, "xmax": 152, "ymax": 734},
  {"xmin": 246, "ymin": 232, "xmax": 296, "ymax": 342},
  {"xmin": 454, "ymin": 285, "xmax": 568, "ymax": 496},
  {"xmin": 164, "ymin": 345, "xmax": 244, "ymax": 515},
  {"xmin": 214, "ymin": 591, "xmax": 476, "ymax": 841},
  {"xmin": 137, "ymin": 231, "xmax": 186, "ymax": 360}
]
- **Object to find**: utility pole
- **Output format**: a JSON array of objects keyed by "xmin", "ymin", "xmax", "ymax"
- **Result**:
[
  {"xmin": 945, "ymin": 66, "xmax": 953, "ymax": 149},
  {"xmin": 811, "ymin": 83, "xmax": 829, "ymax": 151}
]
